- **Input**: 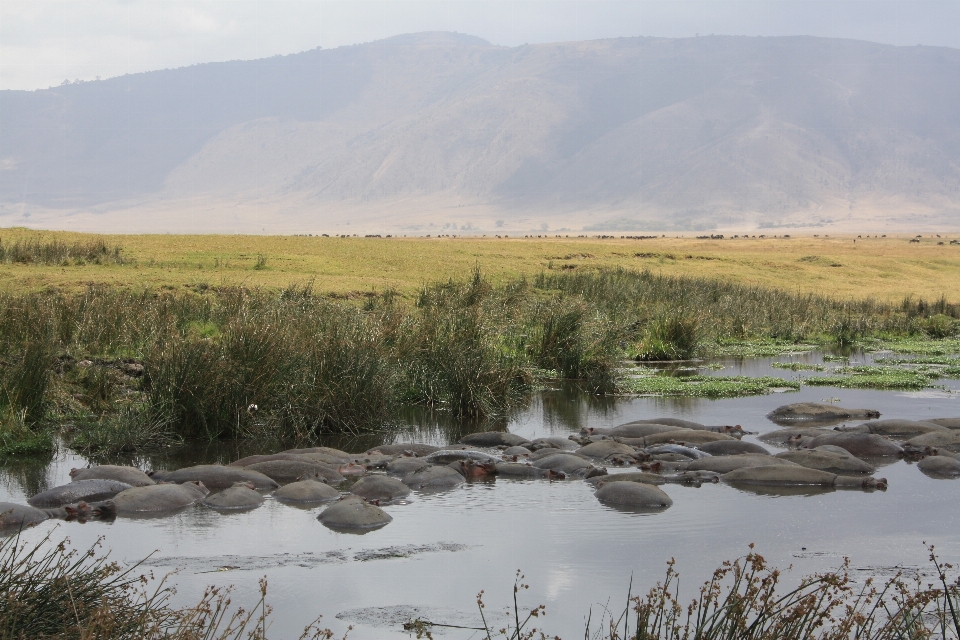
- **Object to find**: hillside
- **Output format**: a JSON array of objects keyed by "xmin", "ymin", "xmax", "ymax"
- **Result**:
[{"xmin": 2, "ymin": 32, "xmax": 959, "ymax": 233}]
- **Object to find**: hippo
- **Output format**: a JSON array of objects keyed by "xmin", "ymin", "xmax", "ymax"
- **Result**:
[
  {"xmin": 587, "ymin": 472, "xmax": 665, "ymax": 486},
  {"xmin": 202, "ymin": 482, "xmax": 265, "ymax": 510},
  {"xmin": 230, "ymin": 453, "xmax": 325, "ymax": 467},
  {"xmin": 402, "ymin": 466, "xmax": 464, "ymax": 490},
  {"xmin": 527, "ymin": 437, "xmax": 577, "ymax": 451},
  {"xmin": 385, "ymin": 457, "xmax": 430, "ymax": 476},
  {"xmin": 243, "ymin": 461, "xmax": 345, "ymax": 485},
  {"xmin": 112, "ymin": 481, "xmax": 209, "ymax": 514},
  {"xmin": 495, "ymin": 463, "xmax": 566, "ymax": 480},
  {"xmin": 767, "ymin": 403, "xmax": 880, "ymax": 426},
  {"xmin": 459, "ymin": 431, "xmax": 531, "ymax": 448},
  {"xmin": 929, "ymin": 418, "xmax": 960, "ymax": 430},
  {"xmin": 590, "ymin": 423, "xmax": 689, "ymax": 438},
  {"xmin": 630, "ymin": 418, "xmax": 707, "ymax": 430},
  {"xmin": 28, "ymin": 479, "xmax": 132, "ymax": 509},
  {"xmin": 683, "ymin": 454, "xmax": 798, "ymax": 474},
  {"xmin": 70, "ymin": 465, "xmax": 154, "ymax": 487},
  {"xmin": 531, "ymin": 453, "xmax": 607, "ymax": 478},
  {"xmin": 502, "ymin": 446, "xmax": 533, "ymax": 457},
  {"xmin": 696, "ymin": 441, "xmax": 771, "ymax": 456},
  {"xmin": 423, "ymin": 450, "xmax": 499, "ymax": 465},
  {"xmin": 282, "ymin": 446, "xmax": 352, "ymax": 462},
  {"xmin": 906, "ymin": 430, "xmax": 960, "ymax": 452},
  {"xmin": 349, "ymin": 453, "xmax": 393, "ymax": 469},
  {"xmin": 917, "ymin": 455, "xmax": 960, "ymax": 477},
  {"xmin": 644, "ymin": 444, "xmax": 711, "ymax": 460},
  {"xmin": 836, "ymin": 420, "xmax": 948, "ymax": 438},
  {"xmin": 722, "ymin": 466, "xmax": 887, "ymax": 490},
  {"xmin": 457, "ymin": 459, "xmax": 497, "ymax": 479},
  {"xmin": 274, "ymin": 479, "xmax": 341, "ymax": 503},
  {"xmin": 531, "ymin": 447, "xmax": 589, "ymax": 461},
  {"xmin": 349, "ymin": 475, "xmax": 411, "ymax": 502},
  {"xmin": 758, "ymin": 428, "xmax": 833, "ymax": 445},
  {"xmin": 1, "ymin": 503, "xmax": 51, "ymax": 531},
  {"xmin": 575, "ymin": 441, "xmax": 638, "ymax": 460},
  {"xmin": 775, "ymin": 449, "xmax": 876, "ymax": 475},
  {"xmin": 150, "ymin": 465, "xmax": 279, "ymax": 490},
  {"xmin": 317, "ymin": 496, "xmax": 392, "ymax": 531},
  {"xmin": 594, "ymin": 482, "xmax": 673, "ymax": 509},
  {"xmin": 630, "ymin": 431, "xmax": 736, "ymax": 447},
  {"xmin": 364, "ymin": 443, "xmax": 439, "ymax": 457},
  {"xmin": 801, "ymin": 433, "xmax": 904, "ymax": 458}
]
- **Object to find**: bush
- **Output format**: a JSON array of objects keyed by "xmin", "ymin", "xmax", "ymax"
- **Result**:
[{"xmin": 636, "ymin": 315, "xmax": 700, "ymax": 361}]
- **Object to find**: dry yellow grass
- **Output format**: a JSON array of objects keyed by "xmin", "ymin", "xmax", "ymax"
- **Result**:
[{"xmin": 1, "ymin": 227, "xmax": 959, "ymax": 303}]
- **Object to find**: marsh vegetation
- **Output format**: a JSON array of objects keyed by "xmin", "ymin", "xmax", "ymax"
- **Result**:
[{"xmin": 1, "ymin": 267, "xmax": 957, "ymax": 455}]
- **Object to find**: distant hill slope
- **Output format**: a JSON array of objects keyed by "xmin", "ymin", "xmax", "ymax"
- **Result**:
[{"xmin": 2, "ymin": 32, "xmax": 960, "ymax": 233}]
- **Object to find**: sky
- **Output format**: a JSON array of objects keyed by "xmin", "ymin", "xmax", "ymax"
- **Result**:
[{"xmin": 2, "ymin": 0, "xmax": 960, "ymax": 91}]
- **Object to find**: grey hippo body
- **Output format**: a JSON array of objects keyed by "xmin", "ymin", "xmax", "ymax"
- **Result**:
[
  {"xmin": 350, "ymin": 475, "xmax": 411, "ymax": 502},
  {"xmin": 385, "ymin": 457, "xmax": 430, "ymax": 476},
  {"xmin": 722, "ymin": 466, "xmax": 886, "ymax": 490},
  {"xmin": 836, "ymin": 420, "xmax": 947, "ymax": 438},
  {"xmin": 906, "ymin": 430, "xmax": 960, "ymax": 452},
  {"xmin": 317, "ymin": 496, "xmax": 392, "ymax": 531},
  {"xmin": 365, "ymin": 443, "xmax": 439, "ymax": 457},
  {"xmin": 775, "ymin": 449, "xmax": 875, "ymax": 474},
  {"xmin": 917, "ymin": 455, "xmax": 960, "ymax": 477},
  {"xmin": 696, "ymin": 440, "xmax": 770, "ymax": 456},
  {"xmin": 683, "ymin": 454, "xmax": 796, "ymax": 474},
  {"xmin": 801, "ymin": 433, "xmax": 904, "ymax": 457},
  {"xmin": 531, "ymin": 453, "xmax": 606, "ymax": 478},
  {"xmin": 401, "ymin": 466, "xmax": 464, "ymax": 490},
  {"xmin": 28, "ymin": 479, "xmax": 131, "ymax": 508},
  {"xmin": 150, "ymin": 465, "xmax": 278, "ymax": 490},
  {"xmin": 70, "ymin": 465, "xmax": 154, "ymax": 487},
  {"xmin": 459, "ymin": 431, "xmax": 531, "ymax": 447},
  {"xmin": 274, "ymin": 479, "xmax": 341, "ymax": 503},
  {"xmin": 244, "ymin": 460, "xmax": 346, "ymax": 485},
  {"xmin": 594, "ymin": 481, "xmax": 673, "ymax": 509},
  {"xmin": 767, "ymin": 402, "xmax": 880, "ymax": 426},
  {"xmin": 112, "ymin": 481, "xmax": 209, "ymax": 513},
  {"xmin": 495, "ymin": 462, "xmax": 565, "ymax": 479},
  {"xmin": 202, "ymin": 482, "xmax": 265, "ymax": 510}
]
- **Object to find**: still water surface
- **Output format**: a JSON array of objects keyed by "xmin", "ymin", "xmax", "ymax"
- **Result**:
[{"xmin": 2, "ymin": 352, "xmax": 959, "ymax": 638}]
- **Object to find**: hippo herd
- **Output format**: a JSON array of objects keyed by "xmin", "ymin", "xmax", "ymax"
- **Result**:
[{"xmin": 2, "ymin": 402, "xmax": 959, "ymax": 534}]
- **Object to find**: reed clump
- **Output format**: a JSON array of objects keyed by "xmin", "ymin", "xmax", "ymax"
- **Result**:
[
  {"xmin": 0, "ymin": 236, "xmax": 127, "ymax": 266},
  {"xmin": 0, "ymin": 268, "xmax": 954, "ymax": 448}
]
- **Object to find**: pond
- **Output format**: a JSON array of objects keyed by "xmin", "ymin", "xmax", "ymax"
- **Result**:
[{"xmin": 3, "ymin": 351, "xmax": 959, "ymax": 638}]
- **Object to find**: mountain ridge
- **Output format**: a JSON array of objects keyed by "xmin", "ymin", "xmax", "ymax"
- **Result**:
[{"xmin": 2, "ymin": 32, "xmax": 959, "ymax": 233}]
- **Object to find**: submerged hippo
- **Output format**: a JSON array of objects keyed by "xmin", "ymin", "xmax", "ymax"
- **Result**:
[
  {"xmin": 459, "ymin": 431, "xmax": 531, "ymax": 448},
  {"xmin": 644, "ymin": 444, "xmax": 710, "ymax": 460},
  {"xmin": 531, "ymin": 453, "xmax": 607, "ymax": 478},
  {"xmin": 457, "ymin": 459, "xmax": 497, "ymax": 479},
  {"xmin": 364, "ymin": 443, "xmax": 439, "ymax": 457},
  {"xmin": 929, "ymin": 418, "xmax": 960, "ymax": 430},
  {"xmin": 587, "ymin": 423, "xmax": 688, "ymax": 438},
  {"xmin": 683, "ymin": 454, "xmax": 798, "ymax": 474},
  {"xmin": 588, "ymin": 470, "xmax": 720, "ymax": 487},
  {"xmin": 317, "ymin": 496, "xmax": 392, "ymax": 531},
  {"xmin": 349, "ymin": 475, "xmax": 411, "ymax": 502},
  {"xmin": 70, "ymin": 465, "xmax": 154, "ymax": 487},
  {"xmin": 112, "ymin": 481, "xmax": 209, "ymax": 514},
  {"xmin": 917, "ymin": 455, "xmax": 960, "ymax": 477},
  {"xmin": 575, "ymin": 440, "xmax": 638, "ymax": 460},
  {"xmin": 624, "ymin": 430, "xmax": 736, "ymax": 447},
  {"xmin": 906, "ymin": 430, "xmax": 960, "ymax": 452},
  {"xmin": 836, "ymin": 420, "xmax": 948, "ymax": 438},
  {"xmin": 28, "ymin": 479, "xmax": 132, "ymax": 508},
  {"xmin": 274, "ymin": 479, "xmax": 341, "ymax": 503},
  {"xmin": 767, "ymin": 403, "xmax": 880, "ymax": 426},
  {"xmin": 402, "ymin": 466, "xmax": 465, "ymax": 490},
  {"xmin": 527, "ymin": 437, "xmax": 577, "ymax": 451},
  {"xmin": 202, "ymin": 482, "xmax": 264, "ymax": 510},
  {"xmin": 722, "ymin": 466, "xmax": 887, "ymax": 490},
  {"xmin": 758, "ymin": 428, "xmax": 833, "ymax": 445},
  {"xmin": 150, "ymin": 465, "xmax": 278, "ymax": 490},
  {"xmin": 386, "ymin": 457, "xmax": 430, "ymax": 476},
  {"xmin": 244, "ymin": 460, "xmax": 346, "ymax": 485},
  {"xmin": 696, "ymin": 440, "xmax": 770, "ymax": 456},
  {"xmin": 282, "ymin": 446, "xmax": 352, "ymax": 462},
  {"xmin": 594, "ymin": 482, "xmax": 673, "ymax": 509},
  {"xmin": 423, "ymin": 450, "xmax": 498, "ymax": 465},
  {"xmin": 230, "ymin": 453, "xmax": 324, "ymax": 467},
  {"xmin": 1, "ymin": 501, "xmax": 115, "ymax": 532},
  {"xmin": 775, "ymin": 449, "xmax": 875, "ymax": 474},
  {"xmin": 495, "ymin": 463, "xmax": 566, "ymax": 480},
  {"xmin": 801, "ymin": 432, "xmax": 904, "ymax": 457}
]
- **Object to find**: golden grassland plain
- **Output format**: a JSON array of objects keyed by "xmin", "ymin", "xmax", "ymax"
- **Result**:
[{"xmin": 1, "ymin": 227, "xmax": 959, "ymax": 303}]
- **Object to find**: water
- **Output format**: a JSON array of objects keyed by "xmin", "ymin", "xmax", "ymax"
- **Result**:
[{"xmin": 3, "ymin": 352, "xmax": 959, "ymax": 638}]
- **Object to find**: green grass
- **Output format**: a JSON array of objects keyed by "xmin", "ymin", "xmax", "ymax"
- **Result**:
[
  {"xmin": 866, "ymin": 337, "xmax": 960, "ymax": 355},
  {"xmin": 622, "ymin": 373, "xmax": 800, "ymax": 398},
  {"xmin": 770, "ymin": 361, "xmax": 826, "ymax": 371},
  {"xmin": 804, "ymin": 366, "xmax": 941, "ymax": 390},
  {"xmin": 709, "ymin": 340, "xmax": 818, "ymax": 357}
]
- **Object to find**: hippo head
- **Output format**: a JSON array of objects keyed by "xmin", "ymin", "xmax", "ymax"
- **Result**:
[
  {"xmin": 546, "ymin": 470, "xmax": 566, "ymax": 481},
  {"xmin": 187, "ymin": 480, "xmax": 210, "ymax": 496},
  {"xmin": 401, "ymin": 451, "xmax": 418, "ymax": 457},
  {"xmin": 640, "ymin": 461, "xmax": 663, "ymax": 473},
  {"xmin": 864, "ymin": 477, "xmax": 888, "ymax": 490},
  {"xmin": 233, "ymin": 481, "xmax": 256, "ymax": 490},
  {"xmin": 297, "ymin": 473, "xmax": 328, "ymax": 484},
  {"xmin": 459, "ymin": 460, "xmax": 496, "ymax": 477},
  {"xmin": 337, "ymin": 463, "xmax": 367, "ymax": 476},
  {"xmin": 69, "ymin": 468, "xmax": 81, "ymax": 478},
  {"xmin": 63, "ymin": 501, "xmax": 91, "ymax": 520}
]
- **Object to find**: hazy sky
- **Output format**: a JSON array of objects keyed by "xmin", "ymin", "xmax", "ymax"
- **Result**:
[{"xmin": 2, "ymin": 0, "xmax": 959, "ymax": 91}]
